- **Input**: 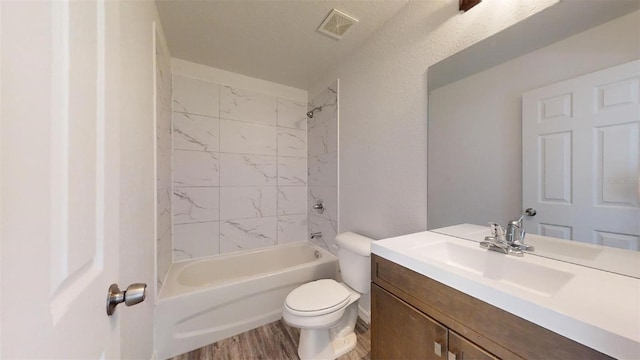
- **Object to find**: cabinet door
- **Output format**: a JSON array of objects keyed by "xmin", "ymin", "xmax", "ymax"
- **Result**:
[
  {"xmin": 448, "ymin": 331, "xmax": 498, "ymax": 360},
  {"xmin": 372, "ymin": 284, "xmax": 448, "ymax": 360}
]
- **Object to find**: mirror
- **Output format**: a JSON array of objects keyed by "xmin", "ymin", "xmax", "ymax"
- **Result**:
[{"xmin": 427, "ymin": 1, "xmax": 640, "ymax": 277}]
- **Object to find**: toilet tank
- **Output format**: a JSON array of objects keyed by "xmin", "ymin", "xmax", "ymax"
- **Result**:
[{"xmin": 335, "ymin": 232, "xmax": 373, "ymax": 294}]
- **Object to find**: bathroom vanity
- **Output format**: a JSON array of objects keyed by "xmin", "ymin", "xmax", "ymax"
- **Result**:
[{"xmin": 370, "ymin": 231, "xmax": 640, "ymax": 359}]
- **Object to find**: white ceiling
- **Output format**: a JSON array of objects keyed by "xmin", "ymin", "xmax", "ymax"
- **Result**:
[{"xmin": 155, "ymin": 0, "xmax": 409, "ymax": 90}]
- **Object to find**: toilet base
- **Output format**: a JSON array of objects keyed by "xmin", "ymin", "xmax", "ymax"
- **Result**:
[
  {"xmin": 298, "ymin": 328, "xmax": 333, "ymax": 360},
  {"xmin": 295, "ymin": 301, "xmax": 360, "ymax": 360},
  {"xmin": 297, "ymin": 329, "xmax": 357, "ymax": 360},
  {"xmin": 330, "ymin": 332, "xmax": 357, "ymax": 358}
]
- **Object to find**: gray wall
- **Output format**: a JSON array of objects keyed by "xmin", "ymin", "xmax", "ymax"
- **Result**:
[{"xmin": 309, "ymin": 0, "xmax": 559, "ymax": 240}]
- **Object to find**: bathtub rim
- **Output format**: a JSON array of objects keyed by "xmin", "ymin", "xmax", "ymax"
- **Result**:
[{"xmin": 158, "ymin": 241, "xmax": 337, "ymax": 300}]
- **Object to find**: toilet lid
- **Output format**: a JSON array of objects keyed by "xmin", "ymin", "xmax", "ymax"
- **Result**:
[{"xmin": 285, "ymin": 279, "xmax": 350, "ymax": 315}]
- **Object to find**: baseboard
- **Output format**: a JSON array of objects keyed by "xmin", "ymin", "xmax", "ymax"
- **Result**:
[{"xmin": 358, "ymin": 304, "xmax": 370, "ymax": 324}]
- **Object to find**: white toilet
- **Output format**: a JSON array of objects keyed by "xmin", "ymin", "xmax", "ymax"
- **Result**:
[{"xmin": 283, "ymin": 232, "xmax": 372, "ymax": 360}]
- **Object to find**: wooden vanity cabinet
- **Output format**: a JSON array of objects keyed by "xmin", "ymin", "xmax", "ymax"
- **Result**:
[
  {"xmin": 372, "ymin": 283, "xmax": 497, "ymax": 360},
  {"xmin": 371, "ymin": 254, "xmax": 613, "ymax": 360},
  {"xmin": 372, "ymin": 284, "xmax": 448, "ymax": 359},
  {"xmin": 448, "ymin": 329, "xmax": 498, "ymax": 360}
]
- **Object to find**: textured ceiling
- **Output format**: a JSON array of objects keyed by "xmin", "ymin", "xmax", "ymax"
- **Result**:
[{"xmin": 155, "ymin": 0, "xmax": 409, "ymax": 90}]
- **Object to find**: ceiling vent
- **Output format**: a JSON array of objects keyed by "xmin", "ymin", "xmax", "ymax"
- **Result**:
[{"xmin": 317, "ymin": 9, "xmax": 359, "ymax": 40}]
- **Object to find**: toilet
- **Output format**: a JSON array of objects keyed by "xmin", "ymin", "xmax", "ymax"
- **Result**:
[{"xmin": 283, "ymin": 232, "xmax": 372, "ymax": 360}]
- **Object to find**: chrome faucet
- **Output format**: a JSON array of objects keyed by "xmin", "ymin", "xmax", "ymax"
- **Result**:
[{"xmin": 480, "ymin": 214, "xmax": 534, "ymax": 256}]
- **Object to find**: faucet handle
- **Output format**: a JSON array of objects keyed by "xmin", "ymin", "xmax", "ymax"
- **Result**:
[
  {"xmin": 510, "ymin": 216, "xmax": 524, "ymax": 227},
  {"xmin": 488, "ymin": 222, "xmax": 504, "ymax": 239},
  {"xmin": 511, "ymin": 228, "xmax": 535, "ymax": 251}
]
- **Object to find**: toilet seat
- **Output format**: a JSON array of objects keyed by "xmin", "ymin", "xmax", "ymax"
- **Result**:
[{"xmin": 285, "ymin": 279, "xmax": 351, "ymax": 317}]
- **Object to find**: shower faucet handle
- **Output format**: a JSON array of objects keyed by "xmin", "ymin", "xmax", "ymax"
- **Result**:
[{"xmin": 313, "ymin": 199, "xmax": 325, "ymax": 214}]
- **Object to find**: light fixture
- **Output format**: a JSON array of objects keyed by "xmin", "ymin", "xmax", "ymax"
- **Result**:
[{"xmin": 460, "ymin": 0, "xmax": 482, "ymax": 12}]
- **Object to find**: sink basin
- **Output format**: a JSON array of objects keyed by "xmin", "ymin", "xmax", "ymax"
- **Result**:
[{"xmin": 412, "ymin": 241, "xmax": 574, "ymax": 297}]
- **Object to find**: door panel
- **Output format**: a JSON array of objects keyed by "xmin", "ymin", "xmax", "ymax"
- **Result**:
[
  {"xmin": 1, "ymin": 1, "xmax": 120, "ymax": 357},
  {"xmin": 522, "ymin": 60, "xmax": 640, "ymax": 250}
]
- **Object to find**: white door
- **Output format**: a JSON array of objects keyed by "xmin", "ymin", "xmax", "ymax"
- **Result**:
[
  {"xmin": 1, "ymin": 1, "xmax": 123, "ymax": 357},
  {"xmin": 522, "ymin": 60, "xmax": 640, "ymax": 250}
]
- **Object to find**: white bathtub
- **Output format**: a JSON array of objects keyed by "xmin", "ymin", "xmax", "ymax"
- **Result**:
[{"xmin": 155, "ymin": 242, "xmax": 338, "ymax": 359}]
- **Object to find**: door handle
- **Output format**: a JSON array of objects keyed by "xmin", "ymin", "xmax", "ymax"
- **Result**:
[{"xmin": 106, "ymin": 283, "xmax": 147, "ymax": 316}]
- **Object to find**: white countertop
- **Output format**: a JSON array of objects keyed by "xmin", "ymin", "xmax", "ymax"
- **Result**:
[
  {"xmin": 433, "ymin": 223, "xmax": 640, "ymax": 278},
  {"xmin": 372, "ymin": 230, "xmax": 640, "ymax": 359}
]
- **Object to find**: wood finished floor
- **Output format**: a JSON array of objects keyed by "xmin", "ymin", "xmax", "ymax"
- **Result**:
[{"xmin": 170, "ymin": 318, "xmax": 371, "ymax": 360}]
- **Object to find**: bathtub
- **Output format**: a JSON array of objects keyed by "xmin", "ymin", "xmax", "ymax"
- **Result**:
[{"xmin": 155, "ymin": 242, "xmax": 338, "ymax": 359}]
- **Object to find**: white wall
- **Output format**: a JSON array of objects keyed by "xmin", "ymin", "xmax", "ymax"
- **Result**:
[
  {"xmin": 156, "ymin": 17, "xmax": 173, "ymax": 293},
  {"xmin": 428, "ymin": 10, "xmax": 640, "ymax": 229},
  {"xmin": 309, "ymin": 0, "xmax": 558, "ymax": 240},
  {"xmin": 118, "ymin": 2, "xmax": 168, "ymax": 358},
  {"xmin": 170, "ymin": 59, "xmax": 308, "ymax": 261}
]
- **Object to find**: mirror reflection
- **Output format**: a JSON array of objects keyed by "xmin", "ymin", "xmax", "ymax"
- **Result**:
[{"xmin": 427, "ymin": 1, "xmax": 640, "ymax": 277}]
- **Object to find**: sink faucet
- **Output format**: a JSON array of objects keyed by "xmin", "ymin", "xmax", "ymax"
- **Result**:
[{"xmin": 480, "ymin": 214, "xmax": 535, "ymax": 256}]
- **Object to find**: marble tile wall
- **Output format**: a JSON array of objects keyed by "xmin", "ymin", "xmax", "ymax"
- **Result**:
[
  {"xmin": 156, "ymin": 36, "xmax": 172, "ymax": 290},
  {"xmin": 308, "ymin": 82, "xmax": 339, "ymax": 253},
  {"xmin": 172, "ymin": 75, "xmax": 308, "ymax": 261}
]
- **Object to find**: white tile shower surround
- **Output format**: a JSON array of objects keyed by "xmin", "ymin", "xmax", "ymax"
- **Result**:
[
  {"xmin": 308, "ymin": 152, "xmax": 338, "ymax": 187},
  {"xmin": 309, "ymin": 213, "xmax": 338, "ymax": 251},
  {"xmin": 220, "ymin": 187, "xmax": 278, "ymax": 220},
  {"xmin": 171, "ymin": 75, "xmax": 308, "ymax": 260},
  {"xmin": 278, "ymin": 186, "xmax": 307, "ymax": 216},
  {"xmin": 278, "ymin": 215, "xmax": 308, "ymax": 244},
  {"xmin": 220, "ymin": 85, "xmax": 278, "ymax": 125},
  {"xmin": 158, "ymin": 188, "xmax": 172, "ymax": 233},
  {"xmin": 173, "ymin": 222, "xmax": 220, "ymax": 262},
  {"xmin": 307, "ymin": 82, "xmax": 338, "ymax": 254},
  {"xmin": 277, "ymin": 98, "xmax": 308, "ymax": 130},
  {"xmin": 308, "ymin": 110, "xmax": 337, "ymax": 157},
  {"xmin": 172, "ymin": 112, "xmax": 220, "ymax": 152},
  {"xmin": 277, "ymin": 128, "xmax": 307, "ymax": 158},
  {"xmin": 172, "ymin": 75, "xmax": 220, "ymax": 117},
  {"xmin": 219, "ymin": 218, "xmax": 278, "ymax": 253},
  {"xmin": 277, "ymin": 157, "xmax": 307, "ymax": 186},
  {"xmin": 173, "ymin": 150, "xmax": 220, "ymax": 187},
  {"xmin": 219, "ymin": 154, "xmax": 278, "ymax": 187},
  {"xmin": 308, "ymin": 186, "xmax": 337, "ymax": 223},
  {"xmin": 173, "ymin": 187, "xmax": 220, "ymax": 224},
  {"xmin": 220, "ymin": 119, "xmax": 277, "ymax": 156}
]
